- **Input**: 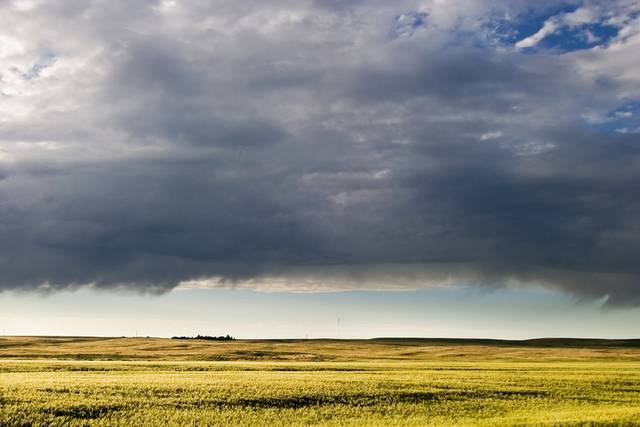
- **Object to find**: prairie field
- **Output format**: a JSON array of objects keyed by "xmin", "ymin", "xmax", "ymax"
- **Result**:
[{"xmin": 1, "ymin": 337, "xmax": 640, "ymax": 426}]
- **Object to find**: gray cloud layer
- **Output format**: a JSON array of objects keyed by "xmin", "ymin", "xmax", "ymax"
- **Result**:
[{"xmin": 1, "ymin": 0, "xmax": 639, "ymax": 304}]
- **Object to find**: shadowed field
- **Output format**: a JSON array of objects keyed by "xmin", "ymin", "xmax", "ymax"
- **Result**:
[
  {"xmin": 1, "ymin": 336, "xmax": 640, "ymax": 361},
  {"xmin": 1, "ymin": 337, "xmax": 640, "ymax": 426}
]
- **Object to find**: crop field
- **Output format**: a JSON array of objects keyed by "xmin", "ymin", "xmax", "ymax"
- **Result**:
[{"xmin": 1, "ymin": 337, "xmax": 640, "ymax": 426}]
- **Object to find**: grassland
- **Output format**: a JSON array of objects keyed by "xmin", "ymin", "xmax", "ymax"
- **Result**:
[{"xmin": 1, "ymin": 337, "xmax": 640, "ymax": 426}]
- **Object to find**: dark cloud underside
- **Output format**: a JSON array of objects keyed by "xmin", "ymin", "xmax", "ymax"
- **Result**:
[{"xmin": 0, "ymin": 0, "xmax": 639, "ymax": 305}]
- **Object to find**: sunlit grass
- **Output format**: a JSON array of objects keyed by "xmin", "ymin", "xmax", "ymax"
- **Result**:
[{"xmin": 1, "ymin": 338, "xmax": 640, "ymax": 425}]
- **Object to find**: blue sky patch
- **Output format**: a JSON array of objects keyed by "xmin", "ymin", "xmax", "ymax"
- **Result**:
[
  {"xmin": 393, "ymin": 11, "xmax": 428, "ymax": 38},
  {"xmin": 539, "ymin": 23, "xmax": 618, "ymax": 52},
  {"xmin": 496, "ymin": 3, "xmax": 578, "ymax": 45},
  {"xmin": 495, "ymin": 3, "xmax": 620, "ymax": 52},
  {"xmin": 588, "ymin": 101, "xmax": 640, "ymax": 134}
]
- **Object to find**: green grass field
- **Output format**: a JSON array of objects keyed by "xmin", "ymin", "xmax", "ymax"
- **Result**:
[{"xmin": 1, "ymin": 337, "xmax": 640, "ymax": 426}]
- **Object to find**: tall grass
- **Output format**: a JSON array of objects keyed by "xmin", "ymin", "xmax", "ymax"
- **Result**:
[
  {"xmin": 1, "ymin": 337, "xmax": 640, "ymax": 425},
  {"xmin": 2, "ymin": 359, "xmax": 640, "ymax": 426}
]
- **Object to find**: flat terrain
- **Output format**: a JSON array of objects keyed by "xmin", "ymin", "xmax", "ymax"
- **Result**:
[
  {"xmin": 2, "ymin": 336, "xmax": 640, "ymax": 361},
  {"xmin": 1, "ymin": 337, "xmax": 640, "ymax": 426}
]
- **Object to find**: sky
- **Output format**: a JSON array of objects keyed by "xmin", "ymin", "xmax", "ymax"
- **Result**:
[{"xmin": 1, "ymin": 0, "xmax": 639, "ymax": 338}]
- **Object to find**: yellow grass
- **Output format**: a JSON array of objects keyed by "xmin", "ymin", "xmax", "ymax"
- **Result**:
[{"xmin": 1, "ymin": 337, "xmax": 640, "ymax": 426}]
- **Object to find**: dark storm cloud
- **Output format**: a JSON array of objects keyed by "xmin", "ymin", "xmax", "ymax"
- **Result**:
[{"xmin": 0, "ymin": 0, "xmax": 639, "ymax": 305}]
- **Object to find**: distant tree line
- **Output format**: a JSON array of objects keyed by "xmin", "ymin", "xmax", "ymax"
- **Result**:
[{"xmin": 171, "ymin": 334, "xmax": 235, "ymax": 341}]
